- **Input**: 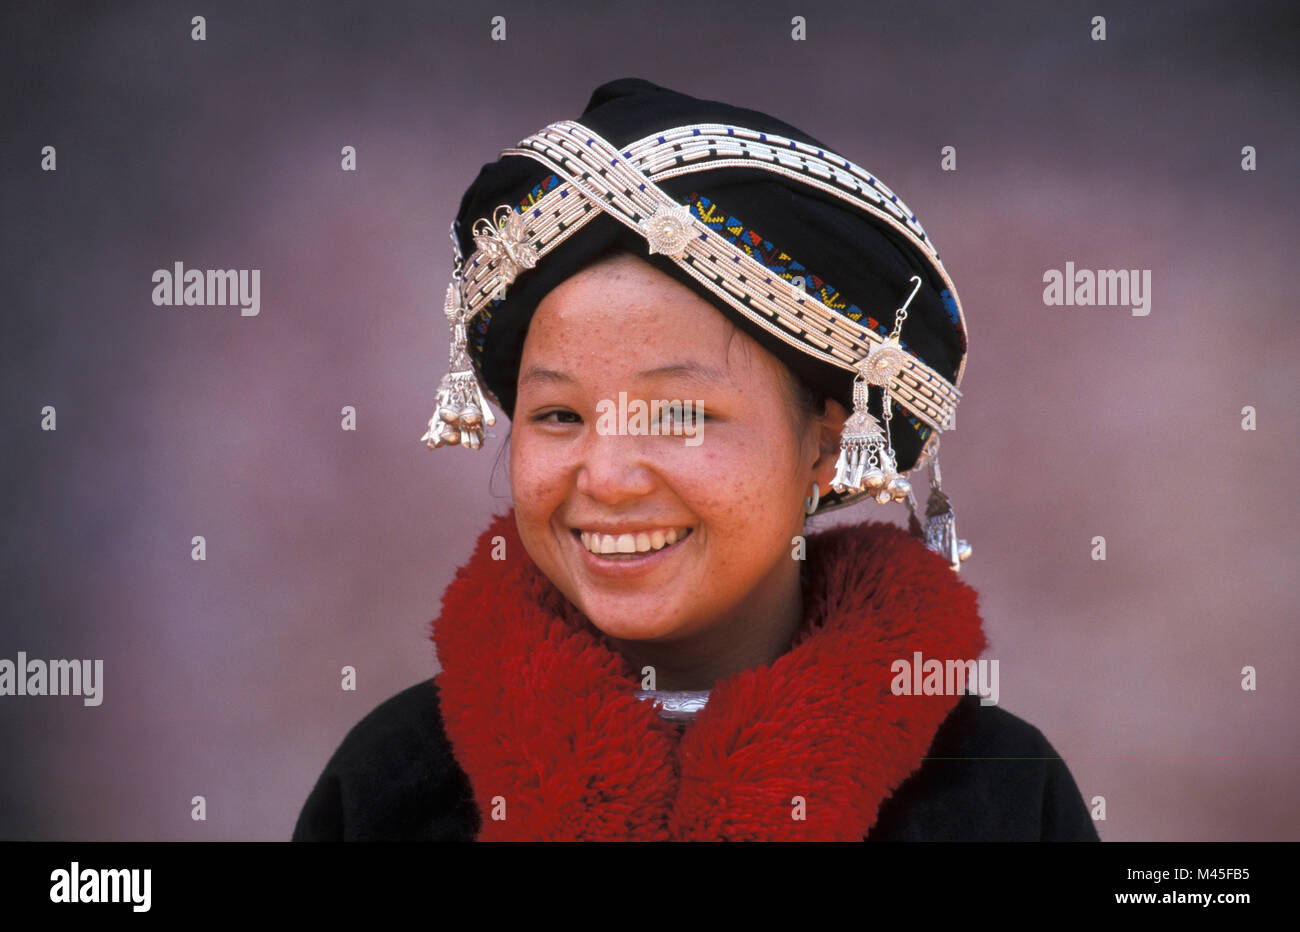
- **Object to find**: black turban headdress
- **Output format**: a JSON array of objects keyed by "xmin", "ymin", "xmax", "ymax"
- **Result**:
[{"xmin": 432, "ymin": 77, "xmax": 969, "ymax": 519}]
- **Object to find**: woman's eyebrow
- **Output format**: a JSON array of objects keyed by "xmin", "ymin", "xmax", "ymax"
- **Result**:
[
  {"xmin": 635, "ymin": 362, "xmax": 729, "ymax": 386},
  {"xmin": 517, "ymin": 366, "xmax": 574, "ymax": 389},
  {"xmin": 518, "ymin": 362, "xmax": 729, "ymax": 389}
]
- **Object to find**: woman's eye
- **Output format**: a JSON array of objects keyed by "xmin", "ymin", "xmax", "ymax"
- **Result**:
[
  {"xmin": 659, "ymin": 407, "xmax": 707, "ymax": 427},
  {"xmin": 533, "ymin": 410, "xmax": 582, "ymax": 424}
]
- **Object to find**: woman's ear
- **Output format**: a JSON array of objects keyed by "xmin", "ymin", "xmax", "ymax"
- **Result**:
[{"xmin": 810, "ymin": 398, "xmax": 849, "ymax": 490}]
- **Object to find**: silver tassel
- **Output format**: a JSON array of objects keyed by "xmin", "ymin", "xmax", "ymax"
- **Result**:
[
  {"xmin": 830, "ymin": 374, "xmax": 910, "ymax": 504},
  {"xmin": 836, "ymin": 276, "xmax": 923, "ymax": 506},
  {"xmin": 421, "ymin": 280, "xmax": 496, "ymax": 451},
  {"xmin": 921, "ymin": 460, "xmax": 971, "ymax": 571}
]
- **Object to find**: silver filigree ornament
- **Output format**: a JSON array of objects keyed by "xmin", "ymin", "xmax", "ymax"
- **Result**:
[
  {"xmin": 420, "ymin": 310, "xmax": 497, "ymax": 450},
  {"xmin": 830, "ymin": 372, "xmax": 903, "ymax": 500},
  {"xmin": 863, "ymin": 337, "xmax": 907, "ymax": 387},
  {"xmin": 634, "ymin": 688, "xmax": 711, "ymax": 723},
  {"xmin": 921, "ymin": 462, "xmax": 971, "ymax": 571},
  {"xmin": 829, "ymin": 276, "xmax": 928, "ymax": 508},
  {"xmin": 473, "ymin": 205, "xmax": 538, "ymax": 301},
  {"xmin": 421, "ymin": 220, "xmax": 497, "ymax": 451},
  {"xmin": 643, "ymin": 202, "xmax": 694, "ymax": 259},
  {"xmin": 858, "ymin": 340, "xmax": 912, "ymax": 500},
  {"xmin": 443, "ymin": 281, "xmax": 460, "ymax": 322}
]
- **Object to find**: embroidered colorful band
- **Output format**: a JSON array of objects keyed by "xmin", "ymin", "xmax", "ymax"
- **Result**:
[{"xmin": 459, "ymin": 120, "xmax": 962, "ymax": 435}]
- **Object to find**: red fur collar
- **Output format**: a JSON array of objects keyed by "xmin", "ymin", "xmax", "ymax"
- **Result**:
[{"xmin": 432, "ymin": 510, "xmax": 987, "ymax": 841}]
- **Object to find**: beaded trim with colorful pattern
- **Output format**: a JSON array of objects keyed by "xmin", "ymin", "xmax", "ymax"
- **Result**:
[
  {"xmin": 682, "ymin": 192, "xmax": 932, "ymax": 444},
  {"xmin": 466, "ymin": 173, "xmax": 565, "ymax": 362},
  {"xmin": 469, "ymin": 187, "xmax": 935, "ymax": 443},
  {"xmin": 455, "ymin": 119, "xmax": 963, "ymax": 442}
]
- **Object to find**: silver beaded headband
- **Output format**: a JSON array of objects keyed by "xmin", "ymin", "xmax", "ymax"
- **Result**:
[{"xmin": 423, "ymin": 119, "xmax": 971, "ymax": 569}]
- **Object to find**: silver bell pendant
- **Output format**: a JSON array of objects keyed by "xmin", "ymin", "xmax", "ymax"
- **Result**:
[
  {"xmin": 920, "ymin": 462, "xmax": 971, "ymax": 571},
  {"xmin": 832, "ymin": 376, "xmax": 903, "ymax": 499},
  {"xmin": 421, "ymin": 284, "xmax": 496, "ymax": 451}
]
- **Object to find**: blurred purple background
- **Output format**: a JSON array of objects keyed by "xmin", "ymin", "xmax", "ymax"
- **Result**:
[{"xmin": 1, "ymin": 0, "xmax": 1296, "ymax": 840}]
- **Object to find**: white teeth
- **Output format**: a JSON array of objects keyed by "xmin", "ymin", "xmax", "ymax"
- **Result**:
[{"xmin": 578, "ymin": 527, "xmax": 691, "ymax": 555}]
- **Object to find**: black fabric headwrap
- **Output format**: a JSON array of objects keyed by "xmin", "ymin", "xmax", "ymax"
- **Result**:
[{"xmin": 451, "ymin": 77, "xmax": 965, "ymax": 475}]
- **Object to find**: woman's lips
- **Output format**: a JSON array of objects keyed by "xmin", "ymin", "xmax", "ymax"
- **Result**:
[
  {"xmin": 578, "ymin": 527, "xmax": 692, "ymax": 557},
  {"xmin": 569, "ymin": 527, "xmax": 694, "ymax": 576}
]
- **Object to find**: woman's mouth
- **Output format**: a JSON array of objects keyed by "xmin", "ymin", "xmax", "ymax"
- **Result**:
[{"xmin": 572, "ymin": 526, "xmax": 694, "ymax": 561}]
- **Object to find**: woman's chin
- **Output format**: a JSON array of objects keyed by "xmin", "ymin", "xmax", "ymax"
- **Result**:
[{"xmin": 583, "ymin": 606, "xmax": 692, "ymax": 644}]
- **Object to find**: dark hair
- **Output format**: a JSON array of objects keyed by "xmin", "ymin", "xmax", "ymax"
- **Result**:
[
  {"xmin": 788, "ymin": 371, "xmax": 826, "ymax": 421},
  {"xmin": 723, "ymin": 327, "xmax": 826, "ymax": 439}
]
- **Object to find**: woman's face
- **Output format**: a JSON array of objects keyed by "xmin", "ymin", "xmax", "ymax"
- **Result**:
[{"xmin": 509, "ymin": 251, "xmax": 844, "ymax": 645}]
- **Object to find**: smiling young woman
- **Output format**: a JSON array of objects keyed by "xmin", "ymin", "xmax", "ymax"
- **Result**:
[
  {"xmin": 509, "ymin": 250, "xmax": 849, "ymax": 691},
  {"xmin": 293, "ymin": 78, "xmax": 1097, "ymax": 842}
]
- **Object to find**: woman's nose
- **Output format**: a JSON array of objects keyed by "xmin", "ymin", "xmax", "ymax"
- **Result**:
[{"xmin": 574, "ymin": 432, "xmax": 658, "ymax": 504}]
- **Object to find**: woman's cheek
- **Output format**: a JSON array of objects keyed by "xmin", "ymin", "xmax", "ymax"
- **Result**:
[
  {"xmin": 674, "ymin": 438, "xmax": 762, "ymax": 515},
  {"xmin": 511, "ymin": 434, "xmax": 563, "ymax": 502}
]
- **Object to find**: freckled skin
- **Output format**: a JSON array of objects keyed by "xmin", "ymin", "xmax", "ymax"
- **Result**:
[{"xmin": 509, "ymin": 253, "xmax": 849, "ymax": 690}]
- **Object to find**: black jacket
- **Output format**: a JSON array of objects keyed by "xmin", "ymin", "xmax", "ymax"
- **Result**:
[{"xmin": 293, "ymin": 678, "xmax": 1099, "ymax": 842}]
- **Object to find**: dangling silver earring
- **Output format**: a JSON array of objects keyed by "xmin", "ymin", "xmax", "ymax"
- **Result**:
[
  {"xmin": 833, "ymin": 275, "xmax": 923, "ymax": 505},
  {"xmin": 804, "ymin": 481, "xmax": 820, "ymax": 515},
  {"xmin": 830, "ymin": 371, "xmax": 893, "ymax": 498},
  {"xmin": 421, "ymin": 220, "xmax": 497, "ymax": 450},
  {"xmin": 921, "ymin": 458, "xmax": 972, "ymax": 571}
]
